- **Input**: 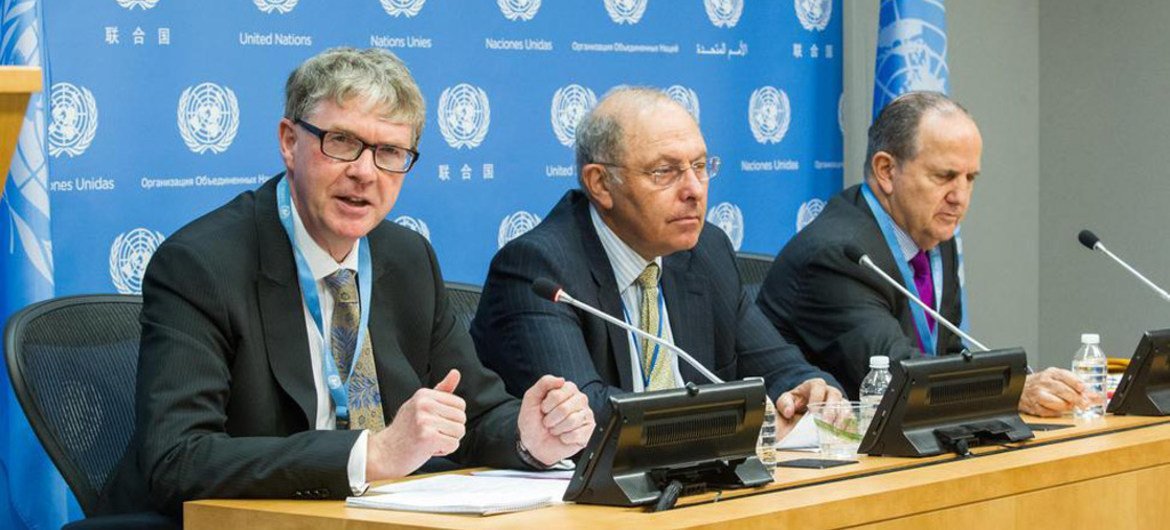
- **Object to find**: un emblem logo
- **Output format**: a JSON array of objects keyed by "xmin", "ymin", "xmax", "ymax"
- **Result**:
[
  {"xmin": 394, "ymin": 215, "xmax": 431, "ymax": 242},
  {"xmin": 874, "ymin": 13, "xmax": 949, "ymax": 110},
  {"xmin": 498, "ymin": 211, "xmax": 542, "ymax": 249},
  {"xmin": 380, "ymin": 0, "xmax": 426, "ymax": 17},
  {"xmin": 438, "ymin": 83, "xmax": 491, "ymax": 150},
  {"xmin": 748, "ymin": 86, "xmax": 791, "ymax": 145},
  {"xmin": 795, "ymin": 0, "xmax": 832, "ymax": 31},
  {"xmin": 665, "ymin": 85, "xmax": 701, "ymax": 124},
  {"xmin": 116, "ymin": 0, "xmax": 159, "ymax": 9},
  {"xmin": 109, "ymin": 228, "xmax": 166, "ymax": 295},
  {"xmin": 254, "ymin": 0, "xmax": 298, "ymax": 13},
  {"xmin": 499, "ymin": 0, "xmax": 541, "ymax": 21},
  {"xmin": 703, "ymin": 0, "xmax": 743, "ymax": 28},
  {"xmin": 177, "ymin": 82, "xmax": 240, "ymax": 155},
  {"xmin": 48, "ymin": 83, "xmax": 98, "ymax": 158},
  {"xmin": 604, "ymin": 0, "xmax": 648, "ymax": 24},
  {"xmin": 706, "ymin": 202, "xmax": 744, "ymax": 251},
  {"xmin": 796, "ymin": 198, "xmax": 825, "ymax": 232},
  {"xmin": 550, "ymin": 84, "xmax": 597, "ymax": 148}
]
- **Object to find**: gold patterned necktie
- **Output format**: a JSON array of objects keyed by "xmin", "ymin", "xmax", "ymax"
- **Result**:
[
  {"xmin": 323, "ymin": 269, "xmax": 385, "ymax": 431},
  {"xmin": 635, "ymin": 263, "xmax": 674, "ymax": 390}
]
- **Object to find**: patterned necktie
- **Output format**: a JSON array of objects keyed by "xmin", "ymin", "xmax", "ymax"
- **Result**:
[
  {"xmin": 636, "ymin": 263, "xmax": 674, "ymax": 390},
  {"xmin": 323, "ymin": 269, "xmax": 385, "ymax": 431},
  {"xmin": 909, "ymin": 250, "xmax": 936, "ymax": 333}
]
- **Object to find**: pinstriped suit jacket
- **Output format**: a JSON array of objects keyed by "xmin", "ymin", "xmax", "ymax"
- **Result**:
[
  {"xmin": 756, "ymin": 184, "xmax": 964, "ymax": 399},
  {"xmin": 99, "ymin": 175, "xmax": 526, "ymax": 519},
  {"xmin": 471, "ymin": 190, "xmax": 839, "ymax": 424}
]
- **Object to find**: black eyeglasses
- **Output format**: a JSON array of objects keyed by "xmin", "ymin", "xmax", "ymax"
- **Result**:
[
  {"xmin": 295, "ymin": 119, "xmax": 420, "ymax": 173},
  {"xmin": 594, "ymin": 156, "xmax": 721, "ymax": 188}
]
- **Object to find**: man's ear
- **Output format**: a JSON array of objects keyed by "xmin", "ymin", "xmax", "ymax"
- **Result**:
[
  {"xmin": 278, "ymin": 118, "xmax": 298, "ymax": 174},
  {"xmin": 581, "ymin": 164, "xmax": 617, "ymax": 210},
  {"xmin": 870, "ymin": 152, "xmax": 898, "ymax": 195}
]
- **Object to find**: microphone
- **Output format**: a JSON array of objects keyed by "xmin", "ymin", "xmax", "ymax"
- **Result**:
[
  {"xmin": 844, "ymin": 245, "xmax": 990, "ymax": 352},
  {"xmin": 1078, "ymin": 229, "xmax": 1170, "ymax": 302},
  {"xmin": 530, "ymin": 277, "xmax": 724, "ymax": 384}
]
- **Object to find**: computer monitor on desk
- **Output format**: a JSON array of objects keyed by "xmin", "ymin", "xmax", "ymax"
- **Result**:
[
  {"xmin": 859, "ymin": 348, "xmax": 1034, "ymax": 457},
  {"xmin": 563, "ymin": 379, "xmax": 773, "ymax": 507},
  {"xmin": 1108, "ymin": 329, "xmax": 1170, "ymax": 416}
]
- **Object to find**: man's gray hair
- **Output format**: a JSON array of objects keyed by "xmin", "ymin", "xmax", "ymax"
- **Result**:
[
  {"xmin": 284, "ymin": 47, "xmax": 426, "ymax": 148},
  {"xmin": 575, "ymin": 86, "xmax": 679, "ymax": 188},
  {"xmin": 864, "ymin": 91, "xmax": 971, "ymax": 180}
]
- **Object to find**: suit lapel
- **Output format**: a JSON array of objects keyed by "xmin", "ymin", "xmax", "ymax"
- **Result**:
[
  {"xmin": 662, "ymin": 251, "xmax": 713, "ymax": 383},
  {"xmin": 936, "ymin": 239, "xmax": 959, "ymax": 352},
  {"xmin": 255, "ymin": 175, "xmax": 317, "ymax": 427},
  {"xmin": 853, "ymin": 188, "xmax": 918, "ymax": 339},
  {"xmin": 367, "ymin": 246, "xmax": 422, "ymax": 424},
  {"xmin": 572, "ymin": 195, "xmax": 634, "ymax": 391}
]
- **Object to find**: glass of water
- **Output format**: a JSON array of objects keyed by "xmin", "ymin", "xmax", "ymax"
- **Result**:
[{"xmin": 808, "ymin": 401, "xmax": 877, "ymax": 460}]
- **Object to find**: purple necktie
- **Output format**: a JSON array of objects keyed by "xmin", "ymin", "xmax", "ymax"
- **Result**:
[{"xmin": 909, "ymin": 251, "xmax": 936, "ymax": 336}]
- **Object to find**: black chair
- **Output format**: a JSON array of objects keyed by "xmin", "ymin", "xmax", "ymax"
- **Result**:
[
  {"xmin": 735, "ymin": 251, "xmax": 775, "ymax": 301},
  {"xmin": 445, "ymin": 282, "xmax": 483, "ymax": 332},
  {"xmin": 5, "ymin": 294, "xmax": 174, "ymax": 529}
]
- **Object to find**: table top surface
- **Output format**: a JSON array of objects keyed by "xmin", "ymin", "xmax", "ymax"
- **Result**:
[{"xmin": 186, "ymin": 413, "xmax": 1170, "ymax": 529}]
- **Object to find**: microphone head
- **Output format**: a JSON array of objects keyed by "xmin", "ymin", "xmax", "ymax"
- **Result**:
[
  {"xmin": 843, "ymin": 245, "xmax": 867, "ymax": 265},
  {"xmin": 1077, "ymin": 229, "xmax": 1100, "ymax": 250},
  {"xmin": 531, "ymin": 278, "xmax": 563, "ymax": 302}
]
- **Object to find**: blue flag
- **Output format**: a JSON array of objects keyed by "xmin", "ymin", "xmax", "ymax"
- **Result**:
[
  {"xmin": 872, "ymin": 0, "xmax": 969, "ymax": 335},
  {"xmin": 873, "ymin": 0, "xmax": 950, "ymax": 118},
  {"xmin": 0, "ymin": 0, "xmax": 81, "ymax": 528}
]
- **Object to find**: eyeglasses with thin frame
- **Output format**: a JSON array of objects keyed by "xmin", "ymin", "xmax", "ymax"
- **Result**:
[
  {"xmin": 295, "ymin": 119, "xmax": 420, "ymax": 174},
  {"xmin": 593, "ymin": 156, "xmax": 721, "ymax": 188}
]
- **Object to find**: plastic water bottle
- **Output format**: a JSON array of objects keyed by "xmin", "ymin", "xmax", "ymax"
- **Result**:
[
  {"xmin": 756, "ymin": 397, "xmax": 778, "ymax": 471},
  {"xmin": 859, "ymin": 356, "xmax": 892, "ymax": 424},
  {"xmin": 1072, "ymin": 333, "xmax": 1108, "ymax": 420}
]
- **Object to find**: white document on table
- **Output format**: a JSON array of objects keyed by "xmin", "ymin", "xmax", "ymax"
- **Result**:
[
  {"xmin": 776, "ymin": 412, "xmax": 820, "ymax": 451},
  {"xmin": 346, "ymin": 474, "xmax": 570, "ymax": 516}
]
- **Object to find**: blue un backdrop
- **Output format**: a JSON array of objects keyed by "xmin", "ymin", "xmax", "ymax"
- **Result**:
[{"xmin": 2, "ymin": 0, "xmax": 841, "ymax": 526}]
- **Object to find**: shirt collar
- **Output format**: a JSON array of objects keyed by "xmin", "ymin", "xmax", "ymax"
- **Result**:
[
  {"xmin": 290, "ymin": 197, "xmax": 360, "ymax": 280},
  {"xmin": 589, "ymin": 204, "xmax": 663, "ymax": 292},
  {"xmin": 890, "ymin": 220, "xmax": 922, "ymax": 262}
]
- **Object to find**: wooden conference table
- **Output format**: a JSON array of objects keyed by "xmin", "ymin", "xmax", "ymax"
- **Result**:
[{"xmin": 185, "ymin": 414, "xmax": 1170, "ymax": 529}]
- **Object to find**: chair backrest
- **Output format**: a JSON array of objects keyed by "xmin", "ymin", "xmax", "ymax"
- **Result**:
[
  {"xmin": 4, "ymin": 294, "xmax": 143, "ymax": 516},
  {"xmin": 735, "ymin": 252, "xmax": 775, "ymax": 301},
  {"xmin": 445, "ymin": 282, "xmax": 483, "ymax": 332}
]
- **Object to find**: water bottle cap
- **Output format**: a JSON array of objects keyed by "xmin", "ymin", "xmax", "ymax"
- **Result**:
[
  {"xmin": 869, "ymin": 355, "xmax": 890, "ymax": 369},
  {"xmin": 1081, "ymin": 333, "xmax": 1100, "ymax": 345}
]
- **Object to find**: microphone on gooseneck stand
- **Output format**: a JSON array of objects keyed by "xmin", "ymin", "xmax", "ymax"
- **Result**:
[
  {"xmin": 1078, "ymin": 229, "xmax": 1170, "ymax": 302},
  {"xmin": 530, "ymin": 277, "xmax": 724, "ymax": 384},
  {"xmin": 843, "ymin": 245, "xmax": 991, "ymax": 354}
]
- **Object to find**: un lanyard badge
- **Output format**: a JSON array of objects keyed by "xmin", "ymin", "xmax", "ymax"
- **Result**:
[
  {"xmin": 861, "ymin": 183, "xmax": 944, "ymax": 356},
  {"xmin": 276, "ymin": 176, "xmax": 373, "ymax": 423}
]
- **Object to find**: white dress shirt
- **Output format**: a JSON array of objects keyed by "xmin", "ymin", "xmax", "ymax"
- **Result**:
[
  {"xmin": 589, "ymin": 205, "xmax": 685, "ymax": 391},
  {"xmin": 289, "ymin": 198, "xmax": 370, "ymax": 494}
]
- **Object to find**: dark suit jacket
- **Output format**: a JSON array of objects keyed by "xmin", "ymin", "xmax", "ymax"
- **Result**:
[
  {"xmin": 471, "ymin": 190, "xmax": 839, "ymax": 424},
  {"xmin": 99, "ymin": 175, "xmax": 525, "ymax": 519},
  {"xmin": 756, "ymin": 184, "xmax": 964, "ymax": 399}
]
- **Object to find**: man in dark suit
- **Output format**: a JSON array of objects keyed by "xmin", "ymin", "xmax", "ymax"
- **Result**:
[
  {"xmin": 757, "ymin": 91, "xmax": 1089, "ymax": 416},
  {"xmin": 472, "ymin": 87, "xmax": 842, "ymax": 428},
  {"xmin": 100, "ymin": 47, "xmax": 594, "ymax": 520}
]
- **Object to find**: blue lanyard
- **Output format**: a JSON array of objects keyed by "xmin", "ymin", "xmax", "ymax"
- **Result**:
[
  {"xmin": 861, "ymin": 183, "xmax": 944, "ymax": 356},
  {"xmin": 620, "ymin": 286, "xmax": 667, "ymax": 389},
  {"xmin": 276, "ymin": 176, "xmax": 373, "ymax": 422}
]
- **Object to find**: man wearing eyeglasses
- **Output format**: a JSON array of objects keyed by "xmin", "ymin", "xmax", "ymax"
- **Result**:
[
  {"xmin": 99, "ymin": 47, "xmax": 594, "ymax": 520},
  {"xmin": 471, "ymin": 87, "xmax": 843, "ymax": 428}
]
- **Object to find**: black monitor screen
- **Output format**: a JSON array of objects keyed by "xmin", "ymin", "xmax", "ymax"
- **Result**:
[
  {"xmin": 1107, "ymin": 329, "xmax": 1170, "ymax": 416},
  {"xmin": 563, "ymin": 379, "xmax": 773, "ymax": 507},
  {"xmin": 859, "ymin": 348, "xmax": 1033, "ymax": 457}
]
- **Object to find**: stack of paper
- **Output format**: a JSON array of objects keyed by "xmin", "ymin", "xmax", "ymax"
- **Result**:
[{"xmin": 346, "ymin": 474, "xmax": 570, "ymax": 516}]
